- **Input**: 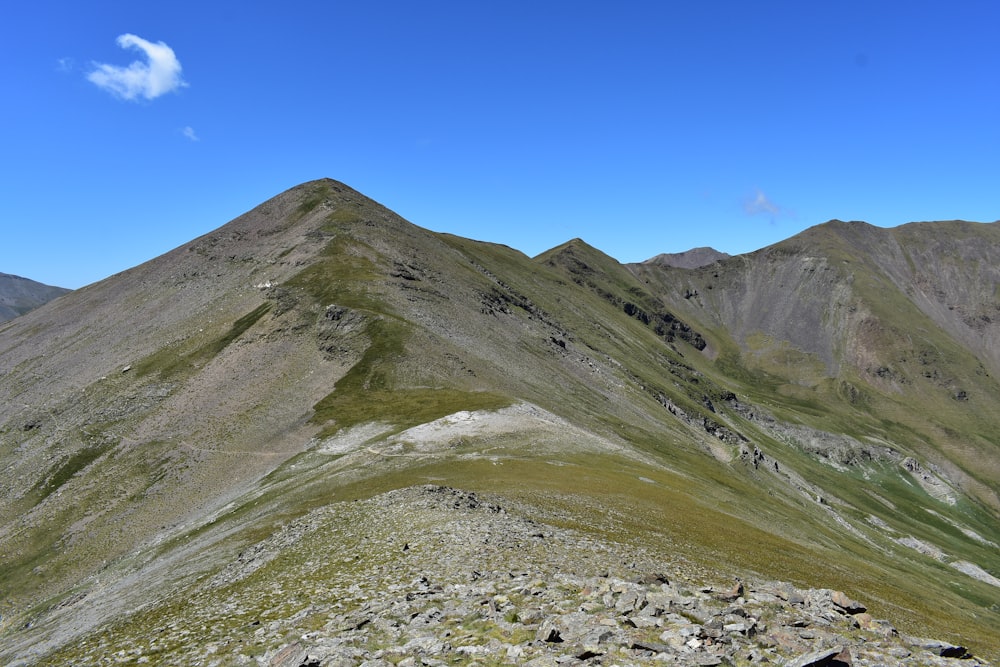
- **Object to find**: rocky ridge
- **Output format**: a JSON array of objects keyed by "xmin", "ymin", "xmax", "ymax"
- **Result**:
[{"xmin": 43, "ymin": 486, "xmax": 988, "ymax": 666}]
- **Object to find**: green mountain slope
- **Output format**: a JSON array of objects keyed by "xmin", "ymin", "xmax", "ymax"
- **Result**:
[{"xmin": 1, "ymin": 181, "xmax": 998, "ymax": 664}]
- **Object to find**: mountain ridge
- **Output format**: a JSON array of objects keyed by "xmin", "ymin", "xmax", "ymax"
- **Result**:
[
  {"xmin": 642, "ymin": 246, "xmax": 731, "ymax": 269},
  {"xmin": 2, "ymin": 179, "xmax": 999, "ymax": 664},
  {"xmin": 0, "ymin": 272, "xmax": 70, "ymax": 323}
]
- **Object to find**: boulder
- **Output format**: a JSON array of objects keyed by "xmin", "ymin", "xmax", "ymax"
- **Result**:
[{"xmin": 830, "ymin": 590, "xmax": 866, "ymax": 614}]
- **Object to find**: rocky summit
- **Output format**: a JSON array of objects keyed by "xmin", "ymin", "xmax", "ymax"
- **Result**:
[{"xmin": 1, "ymin": 180, "xmax": 999, "ymax": 664}]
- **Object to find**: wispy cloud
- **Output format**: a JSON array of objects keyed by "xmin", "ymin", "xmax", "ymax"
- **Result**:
[
  {"xmin": 181, "ymin": 126, "xmax": 199, "ymax": 141},
  {"xmin": 56, "ymin": 57, "xmax": 75, "ymax": 73},
  {"xmin": 743, "ymin": 188, "xmax": 783, "ymax": 218},
  {"xmin": 87, "ymin": 34, "xmax": 187, "ymax": 101}
]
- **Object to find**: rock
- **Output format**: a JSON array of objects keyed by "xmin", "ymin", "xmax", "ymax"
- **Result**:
[
  {"xmin": 906, "ymin": 637, "xmax": 971, "ymax": 659},
  {"xmin": 615, "ymin": 587, "xmax": 646, "ymax": 614},
  {"xmin": 724, "ymin": 620, "xmax": 755, "ymax": 635},
  {"xmin": 771, "ymin": 583, "xmax": 805, "ymax": 605},
  {"xmin": 854, "ymin": 612, "xmax": 895, "ymax": 637},
  {"xmin": 537, "ymin": 619, "xmax": 563, "ymax": 643},
  {"xmin": 400, "ymin": 635, "xmax": 447, "ymax": 655},
  {"xmin": 786, "ymin": 646, "xmax": 849, "ymax": 667},
  {"xmin": 269, "ymin": 642, "xmax": 308, "ymax": 667},
  {"xmin": 832, "ymin": 648, "xmax": 853, "ymax": 665},
  {"xmin": 830, "ymin": 591, "xmax": 866, "ymax": 614},
  {"xmin": 71, "ymin": 485, "xmax": 990, "ymax": 667},
  {"xmin": 630, "ymin": 639, "xmax": 672, "ymax": 654}
]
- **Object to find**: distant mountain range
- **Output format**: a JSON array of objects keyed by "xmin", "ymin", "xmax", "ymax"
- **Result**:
[
  {"xmin": 0, "ymin": 272, "xmax": 69, "ymax": 322},
  {"xmin": 1, "ymin": 180, "xmax": 998, "ymax": 664}
]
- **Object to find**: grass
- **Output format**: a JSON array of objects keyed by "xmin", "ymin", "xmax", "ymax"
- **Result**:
[
  {"xmin": 10, "ymin": 191, "xmax": 1000, "ymax": 664},
  {"xmin": 292, "ymin": 180, "xmax": 334, "ymax": 220},
  {"xmin": 283, "ymin": 234, "xmax": 383, "ymax": 312},
  {"xmin": 309, "ymin": 317, "xmax": 510, "ymax": 436},
  {"xmin": 134, "ymin": 302, "xmax": 272, "ymax": 379},
  {"xmin": 29, "ymin": 442, "xmax": 111, "ymax": 504}
]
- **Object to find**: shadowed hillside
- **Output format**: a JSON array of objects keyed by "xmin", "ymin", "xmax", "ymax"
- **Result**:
[{"xmin": 1, "ymin": 181, "xmax": 998, "ymax": 665}]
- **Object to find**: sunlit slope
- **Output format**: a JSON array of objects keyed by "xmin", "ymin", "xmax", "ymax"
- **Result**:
[
  {"xmin": 2, "ymin": 182, "xmax": 999, "ymax": 663},
  {"xmin": 630, "ymin": 220, "xmax": 1000, "ymax": 507}
]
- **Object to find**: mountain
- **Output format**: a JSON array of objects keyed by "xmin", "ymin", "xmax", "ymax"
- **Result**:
[
  {"xmin": 0, "ymin": 272, "xmax": 69, "ymax": 322},
  {"xmin": 1, "ymin": 180, "xmax": 998, "ymax": 665},
  {"xmin": 642, "ymin": 246, "xmax": 730, "ymax": 269}
]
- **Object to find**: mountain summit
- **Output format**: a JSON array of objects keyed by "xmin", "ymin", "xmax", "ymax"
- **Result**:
[
  {"xmin": 642, "ymin": 246, "xmax": 730, "ymax": 268},
  {"xmin": 2, "ymin": 180, "xmax": 998, "ymax": 664}
]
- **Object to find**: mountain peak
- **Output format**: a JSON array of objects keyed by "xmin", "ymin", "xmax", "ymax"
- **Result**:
[
  {"xmin": 642, "ymin": 247, "xmax": 730, "ymax": 269},
  {"xmin": 0, "ymin": 272, "xmax": 70, "ymax": 323}
]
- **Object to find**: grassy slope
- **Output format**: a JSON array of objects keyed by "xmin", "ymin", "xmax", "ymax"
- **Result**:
[{"xmin": 4, "ymin": 191, "xmax": 1000, "ymax": 662}]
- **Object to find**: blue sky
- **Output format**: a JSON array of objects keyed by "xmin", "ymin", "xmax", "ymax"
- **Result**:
[{"xmin": 3, "ymin": 2, "xmax": 999, "ymax": 289}]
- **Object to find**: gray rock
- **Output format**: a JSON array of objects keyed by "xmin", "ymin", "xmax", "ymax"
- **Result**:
[
  {"xmin": 537, "ymin": 619, "xmax": 564, "ymax": 643},
  {"xmin": 830, "ymin": 590, "xmax": 866, "ymax": 615},
  {"xmin": 785, "ymin": 646, "xmax": 849, "ymax": 667}
]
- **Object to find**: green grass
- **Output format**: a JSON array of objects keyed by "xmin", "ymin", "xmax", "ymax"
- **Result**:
[
  {"xmin": 29, "ymin": 442, "xmax": 111, "ymax": 504},
  {"xmin": 134, "ymin": 302, "xmax": 272, "ymax": 378},
  {"xmin": 292, "ymin": 181, "xmax": 333, "ymax": 220},
  {"xmin": 310, "ymin": 317, "xmax": 510, "ymax": 436},
  {"xmin": 283, "ymin": 235, "xmax": 383, "ymax": 312},
  {"xmin": 12, "ymin": 197, "xmax": 1000, "ymax": 665}
]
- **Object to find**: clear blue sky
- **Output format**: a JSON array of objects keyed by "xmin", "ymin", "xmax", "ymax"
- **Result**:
[{"xmin": 3, "ymin": 1, "xmax": 999, "ymax": 289}]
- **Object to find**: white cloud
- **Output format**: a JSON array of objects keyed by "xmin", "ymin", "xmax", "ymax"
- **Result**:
[
  {"xmin": 87, "ymin": 34, "xmax": 187, "ymax": 101},
  {"xmin": 182, "ymin": 126, "xmax": 199, "ymax": 141},
  {"xmin": 744, "ymin": 188, "xmax": 781, "ymax": 217}
]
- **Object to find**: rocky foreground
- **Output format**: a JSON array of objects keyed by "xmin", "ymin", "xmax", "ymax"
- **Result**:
[{"xmin": 44, "ymin": 486, "xmax": 988, "ymax": 666}]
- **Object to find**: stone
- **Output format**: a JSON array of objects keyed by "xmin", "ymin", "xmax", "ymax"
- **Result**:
[
  {"xmin": 88, "ymin": 486, "xmax": 992, "ymax": 667},
  {"xmin": 693, "ymin": 656, "xmax": 724, "ymax": 666},
  {"xmin": 615, "ymin": 588, "xmax": 645, "ymax": 614},
  {"xmin": 785, "ymin": 646, "xmax": 848, "ymax": 667},
  {"xmin": 908, "ymin": 638, "xmax": 971, "ymax": 659},
  {"xmin": 830, "ymin": 591, "xmax": 866, "ymax": 615},
  {"xmin": 537, "ymin": 619, "xmax": 563, "ymax": 643},
  {"xmin": 854, "ymin": 612, "xmax": 896, "ymax": 637},
  {"xmin": 269, "ymin": 642, "xmax": 308, "ymax": 667},
  {"xmin": 631, "ymin": 639, "xmax": 672, "ymax": 654}
]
